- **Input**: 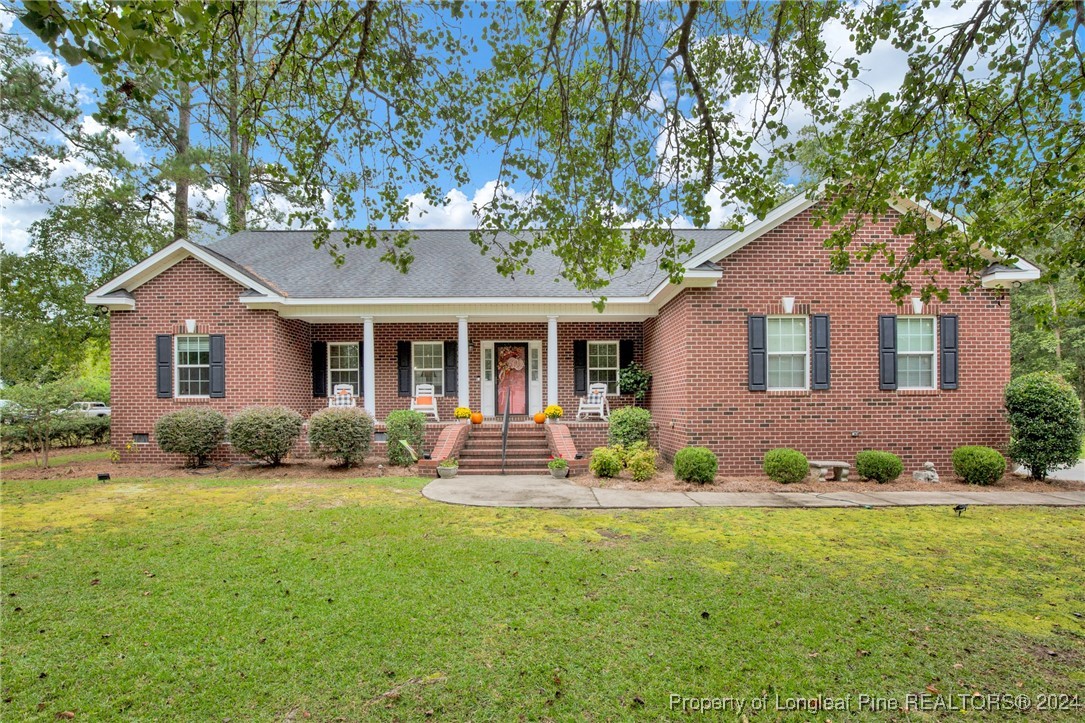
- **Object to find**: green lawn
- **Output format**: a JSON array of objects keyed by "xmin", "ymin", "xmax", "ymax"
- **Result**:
[
  {"xmin": 2, "ymin": 476, "xmax": 1083, "ymax": 721},
  {"xmin": 1, "ymin": 448, "xmax": 111, "ymax": 471}
]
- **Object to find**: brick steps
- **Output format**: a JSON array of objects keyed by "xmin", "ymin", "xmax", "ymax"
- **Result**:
[{"xmin": 456, "ymin": 424, "xmax": 551, "ymax": 475}]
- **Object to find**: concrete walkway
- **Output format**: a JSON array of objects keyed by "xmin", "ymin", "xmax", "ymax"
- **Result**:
[{"xmin": 422, "ymin": 474, "xmax": 1085, "ymax": 509}]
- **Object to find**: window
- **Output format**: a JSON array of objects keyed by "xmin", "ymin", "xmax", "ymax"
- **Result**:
[
  {"xmin": 767, "ymin": 317, "xmax": 808, "ymax": 390},
  {"xmin": 413, "ymin": 342, "xmax": 444, "ymax": 395},
  {"xmin": 588, "ymin": 341, "xmax": 620, "ymax": 394},
  {"xmin": 328, "ymin": 342, "xmax": 360, "ymax": 395},
  {"xmin": 897, "ymin": 317, "xmax": 936, "ymax": 389},
  {"xmin": 175, "ymin": 335, "xmax": 210, "ymax": 397}
]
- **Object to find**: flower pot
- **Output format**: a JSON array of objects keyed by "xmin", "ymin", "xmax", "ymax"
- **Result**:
[
  {"xmin": 550, "ymin": 467, "xmax": 568, "ymax": 478},
  {"xmin": 470, "ymin": 412, "xmax": 483, "ymax": 424},
  {"xmin": 437, "ymin": 466, "xmax": 458, "ymax": 479},
  {"xmin": 533, "ymin": 412, "xmax": 546, "ymax": 425}
]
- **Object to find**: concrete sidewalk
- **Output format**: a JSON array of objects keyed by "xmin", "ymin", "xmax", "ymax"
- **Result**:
[{"xmin": 422, "ymin": 474, "xmax": 1085, "ymax": 509}]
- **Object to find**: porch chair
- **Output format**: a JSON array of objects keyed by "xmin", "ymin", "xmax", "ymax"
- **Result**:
[
  {"xmin": 328, "ymin": 384, "xmax": 357, "ymax": 408},
  {"xmin": 410, "ymin": 383, "xmax": 440, "ymax": 421},
  {"xmin": 576, "ymin": 382, "xmax": 610, "ymax": 420}
]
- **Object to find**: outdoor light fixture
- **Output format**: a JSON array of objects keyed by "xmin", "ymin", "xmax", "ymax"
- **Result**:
[
  {"xmin": 911, "ymin": 297, "xmax": 924, "ymax": 314},
  {"xmin": 97, "ymin": 473, "xmax": 110, "ymax": 481},
  {"xmin": 781, "ymin": 296, "xmax": 796, "ymax": 314},
  {"xmin": 185, "ymin": 319, "xmax": 197, "ymax": 333}
]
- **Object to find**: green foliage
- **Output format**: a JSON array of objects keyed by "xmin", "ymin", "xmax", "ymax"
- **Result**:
[
  {"xmin": 1011, "ymin": 272, "xmax": 1085, "ymax": 403},
  {"xmin": 438, "ymin": 456, "xmax": 458, "ymax": 468},
  {"xmin": 675, "ymin": 446, "xmax": 719, "ymax": 484},
  {"xmin": 617, "ymin": 362, "xmax": 652, "ymax": 405},
  {"xmin": 855, "ymin": 451, "xmax": 904, "ymax": 484},
  {"xmin": 589, "ymin": 447, "xmax": 622, "ymax": 478},
  {"xmin": 307, "ymin": 408, "xmax": 374, "ymax": 468},
  {"xmin": 762, "ymin": 448, "xmax": 808, "ymax": 484},
  {"xmin": 0, "ymin": 381, "xmax": 80, "ymax": 466},
  {"xmin": 385, "ymin": 410, "xmax": 427, "ymax": 467},
  {"xmin": 952, "ymin": 446, "xmax": 1007, "ymax": 486},
  {"xmin": 226, "ymin": 406, "xmax": 303, "ymax": 466},
  {"xmin": 627, "ymin": 449, "xmax": 658, "ymax": 482},
  {"xmin": 547, "ymin": 456, "xmax": 568, "ymax": 470},
  {"xmin": 154, "ymin": 408, "xmax": 226, "ymax": 467},
  {"xmin": 607, "ymin": 406, "xmax": 652, "ymax": 448},
  {"xmin": 1005, "ymin": 372, "xmax": 1084, "ymax": 481}
]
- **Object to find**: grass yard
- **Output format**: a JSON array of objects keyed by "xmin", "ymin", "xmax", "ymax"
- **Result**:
[{"xmin": 2, "ymin": 475, "xmax": 1083, "ymax": 721}]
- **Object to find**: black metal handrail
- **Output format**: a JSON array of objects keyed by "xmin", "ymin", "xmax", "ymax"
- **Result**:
[{"xmin": 500, "ymin": 389, "xmax": 511, "ymax": 474}]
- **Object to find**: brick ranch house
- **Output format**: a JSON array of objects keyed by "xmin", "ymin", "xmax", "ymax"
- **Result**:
[{"xmin": 88, "ymin": 191, "xmax": 1038, "ymax": 475}]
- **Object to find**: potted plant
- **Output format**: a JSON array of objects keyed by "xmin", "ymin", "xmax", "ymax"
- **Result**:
[
  {"xmin": 548, "ymin": 455, "xmax": 569, "ymax": 478},
  {"xmin": 533, "ymin": 411, "xmax": 546, "ymax": 424},
  {"xmin": 437, "ymin": 457, "xmax": 459, "ymax": 478},
  {"xmin": 454, "ymin": 406, "xmax": 472, "ymax": 423},
  {"xmin": 544, "ymin": 404, "xmax": 563, "ymax": 424}
]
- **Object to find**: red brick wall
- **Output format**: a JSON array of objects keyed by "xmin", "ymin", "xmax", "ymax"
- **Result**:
[{"xmin": 647, "ymin": 206, "xmax": 1012, "ymax": 474}]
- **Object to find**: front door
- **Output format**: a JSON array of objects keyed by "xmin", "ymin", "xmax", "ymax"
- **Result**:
[{"xmin": 494, "ymin": 343, "xmax": 529, "ymax": 415}]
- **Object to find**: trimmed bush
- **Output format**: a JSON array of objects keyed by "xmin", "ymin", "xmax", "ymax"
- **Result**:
[
  {"xmin": 675, "ymin": 446, "xmax": 719, "ymax": 484},
  {"xmin": 952, "ymin": 446, "xmax": 1007, "ymax": 486},
  {"xmin": 308, "ymin": 407, "xmax": 373, "ymax": 467},
  {"xmin": 762, "ymin": 448, "xmax": 807, "ymax": 484},
  {"xmin": 590, "ymin": 446, "xmax": 622, "ymax": 478},
  {"xmin": 855, "ymin": 450, "xmax": 904, "ymax": 483},
  {"xmin": 607, "ymin": 406, "xmax": 652, "ymax": 448},
  {"xmin": 1005, "ymin": 372, "xmax": 1083, "ymax": 481},
  {"xmin": 627, "ymin": 448, "xmax": 658, "ymax": 482},
  {"xmin": 386, "ymin": 409, "xmax": 426, "ymax": 466},
  {"xmin": 154, "ymin": 407, "xmax": 226, "ymax": 467},
  {"xmin": 227, "ymin": 406, "xmax": 303, "ymax": 466}
]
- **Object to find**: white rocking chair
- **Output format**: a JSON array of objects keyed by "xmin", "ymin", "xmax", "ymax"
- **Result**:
[
  {"xmin": 576, "ymin": 382, "xmax": 610, "ymax": 420},
  {"xmin": 410, "ymin": 383, "xmax": 440, "ymax": 421},
  {"xmin": 328, "ymin": 384, "xmax": 357, "ymax": 408}
]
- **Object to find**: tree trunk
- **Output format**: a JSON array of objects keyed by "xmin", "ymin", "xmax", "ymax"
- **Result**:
[
  {"xmin": 1048, "ymin": 283, "xmax": 1063, "ymax": 361},
  {"xmin": 173, "ymin": 83, "xmax": 192, "ymax": 240}
]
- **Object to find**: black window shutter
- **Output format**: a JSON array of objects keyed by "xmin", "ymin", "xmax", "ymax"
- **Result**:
[
  {"xmin": 397, "ymin": 341, "xmax": 412, "ymax": 397},
  {"xmin": 811, "ymin": 314, "xmax": 831, "ymax": 390},
  {"xmin": 208, "ymin": 335, "xmax": 226, "ymax": 398},
  {"xmin": 619, "ymin": 339, "xmax": 635, "ymax": 371},
  {"xmin": 879, "ymin": 315, "xmax": 897, "ymax": 390},
  {"xmin": 444, "ymin": 341, "xmax": 458, "ymax": 396},
  {"xmin": 748, "ymin": 315, "xmax": 767, "ymax": 391},
  {"xmin": 573, "ymin": 340, "xmax": 587, "ymax": 395},
  {"xmin": 156, "ymin": 335, "xmax": 173, "ymax": 398},
  {"xmin": 311, "ymin": 341, "xmax": 327, "ymax": 397},
  {"xmin": 940, "ymin": 315, "xmax": 959, "ymax": 390}
]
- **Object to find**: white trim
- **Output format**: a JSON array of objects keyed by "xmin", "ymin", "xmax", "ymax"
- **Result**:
[
  {"xmin": 980, "ymin": 264, "xmax": 1041, "ymax": 288},
  {"xmin": 546, "ymin": 316, "xmax": 559, "ymax": 407},
  {"xmin": 362, "ymin": 317, "xmax": 376, "ymax": 417},
  {"xmin": 327, "ymin": 342, "xmax": 361, "ymax": 397},
  {"xmin": 411, "ymin": 341, "xmax": 445, "ymax": 397},
  {"xmin": 174, "ymin": 334, "xmax": 211, "ymax": 399},
  {"xmin": 765, "ymin": 316, "xmax": 810, "ymax": 392},
  {"xmin": 586, "ymin": 340, "xmax": 621, "ymax": 396},
  {"xmin": 895, "ymin": 316, "xmax": 938, "ymax": 391}
]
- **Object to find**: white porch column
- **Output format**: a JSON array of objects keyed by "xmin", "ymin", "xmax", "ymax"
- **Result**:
[
  {"xmin": 547, "ymin": 315, "xmax": 559, "ymax": 407},
  {"xmin": 362, "ymin": 316, "xmax": 376, "ymax": 418},
  {"xmin": 457, "ymin": 316, "xmax": 469, "ymax": 408}
]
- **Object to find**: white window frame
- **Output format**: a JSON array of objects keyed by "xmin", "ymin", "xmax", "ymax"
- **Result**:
[
  {"xmin": 766, "ymin": 316, "xmax": 809, "ymax": 391},
  {"xmin": 587, "ymin": 340, "xmax": 621, "ymax": 396},
  {"xmin": 896, "ymin": 316, "xmax": 938, "ymax": 390},
  {"xmin": 174, "ymin": 334, "xmax": 211, "ymax": 399},
  {"xmin": 412, "ymin": 341, "xmax": 445, "ymax": 396},
  {"xmin": 327, "ymin": 342, "xmax": 361, "ymax": 396}
]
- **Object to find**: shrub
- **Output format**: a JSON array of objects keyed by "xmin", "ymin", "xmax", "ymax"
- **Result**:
[
  {"xmin": 762, "ymin": 448, "xmax": 808, "ymax": 484},
  {"xmin": 1005, "ymin": 372, "xmax": 1084, "ymax": 480},
  {"xmin": 675, "ymin": 446, "xmax": 719, "ymax": 483},
  {"xmin": 590, "ymin": 446, "xmax": 622, "ymax": 478},
  {"xmin": 227, "ymin": 406, "xmax": 303, "ymax": 466},
  {"xmin": 154, "ymin": 407, "xmax": 226, "ymax": 467},
  {"xmin": 548, "ymin": 456, "xmax": 568, "ymax": 471},
  {"xmin": 627, "ymin": 448, "xmax": 658, "ymax": 482},
  {"xmin": 308, "ymin": 407, "xmax": 373, "ymax": 467},
  {"xmin": 438, "ymin": 456, "xmax": 458, "ymax": 468},
  {"xmin": 952, "ymin": 446, "xmax": 1007, "ymax": 486},
  {"xmin": 607, "ymin": 406, "xmax": 652, "ymax": 448},
  {"xmin": 617, "ymin": 362, "xmax": 652, "ymax": 404},
  {"xmin": 386, "ymin": 409, "xmax": 426, "ymax": 466},
  {"xmin": 855, "ymin": 450, "xmax": 904, "ymax": 483}
]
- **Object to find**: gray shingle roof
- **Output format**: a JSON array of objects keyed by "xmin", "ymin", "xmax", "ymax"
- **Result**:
[{"xmin": 202, "ymin": 229, "xmax": 734, "ymax": 299}]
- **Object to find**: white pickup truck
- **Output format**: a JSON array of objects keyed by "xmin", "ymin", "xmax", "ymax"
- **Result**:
[{"xmin": 60, "ymin": 401, "xmax": 112, "ymax": 417}]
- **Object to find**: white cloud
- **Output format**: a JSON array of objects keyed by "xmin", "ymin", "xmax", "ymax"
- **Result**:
[
  {"xmin": 0, "ymin": 8, "xmax": 14, "ymax": 33},
  {"xmin": 403, "ymin": 181, "xmax": 533, "ymax": 229}
]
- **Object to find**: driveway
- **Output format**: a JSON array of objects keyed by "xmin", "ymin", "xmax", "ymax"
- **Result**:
[{"xmin": 423, "ymin": 475, "xmax": 1085, "ymax": 509}]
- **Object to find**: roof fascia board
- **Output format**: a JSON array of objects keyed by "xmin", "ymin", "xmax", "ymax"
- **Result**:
[{"xmin": 684, "ymin": 190, "xmax": 821, "ymax": 269}]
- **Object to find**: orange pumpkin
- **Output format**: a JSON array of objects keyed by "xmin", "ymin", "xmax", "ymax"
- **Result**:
[
  {"xmin": 470, "ymin": 412, "xmax": 484, "ymax": 424},
  {"xmin": 533, "ymin": 412, "xmax": 546, "ymax": 424}
]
